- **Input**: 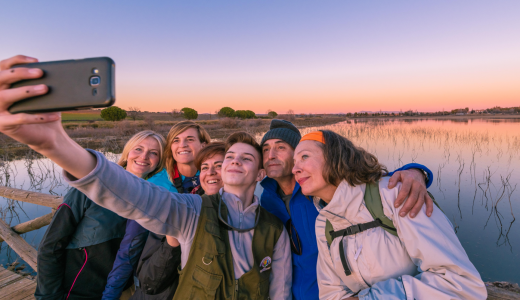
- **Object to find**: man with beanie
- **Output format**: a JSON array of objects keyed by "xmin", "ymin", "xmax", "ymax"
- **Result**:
[{"xmin": 260, "ymin": 119, "xmax": 435, "ymax": 300}]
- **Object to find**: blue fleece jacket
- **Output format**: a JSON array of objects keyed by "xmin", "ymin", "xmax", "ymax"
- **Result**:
[
  {"xmin": 260, "ymin": 163, "xmax": 432, "ymax": 300},
  {"xmin": 102, "ymin": 168, "xmax": 177, "ymax": 300}
]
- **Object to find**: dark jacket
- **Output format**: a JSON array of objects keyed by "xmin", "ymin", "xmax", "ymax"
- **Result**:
[
  {"xmin": 35, "ymin": 188, "xmax": 126, "ymax": 300},
  {"xmin": 260, "ymin": 163, "xmax": 433, "ymax": 300},
  {"xmin": 103, "ymin": 169, "xmax": 183, "ymax": 300},
  {"xmin": 102, "ymin": 220, "xmax": 149, "ymax": 300},
  {"xmin": 130, "ymin": 233, "xmax": 181, "ymax": 300}
]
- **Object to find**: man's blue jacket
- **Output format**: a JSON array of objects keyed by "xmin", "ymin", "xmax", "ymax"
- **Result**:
[{"xmin": 260, "ymin": 163, "xmax": 433, "ymax": 300}]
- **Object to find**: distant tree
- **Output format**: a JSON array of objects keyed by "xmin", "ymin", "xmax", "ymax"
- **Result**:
[
  {"xmin": 101, "ymin": 106, "xmax": 127, "ymax": 121},
  {"xmin": 181, "ymin": 107, "xmax": 198, "ymax": 120},
  {"xmin": 127, "ymin": 106, "xmax": 142, "ymax": 121},
  {"xmin": 219, "ymin": 107, "xmax": 236, "ymax": 118},
  {"xmin": 235, "ymin": 110, "xmax": 247, "ymax": 119},
  {"xmin": 267, "ymin": 110, "xmax": 278, "ymax": 118},
  {"xmin": 169, "ymin": 109, "xmax": 182, "ymax": 119}
]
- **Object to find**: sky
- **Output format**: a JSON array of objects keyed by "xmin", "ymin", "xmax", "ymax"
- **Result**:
[{"xmin": 2, "ymin": 1, "xmax": 519, "ymax": 114}]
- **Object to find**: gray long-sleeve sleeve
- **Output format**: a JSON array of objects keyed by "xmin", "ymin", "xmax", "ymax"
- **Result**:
[{"xmin": 63, "ymin": 149, "xmax": 202, "ymax": 244}]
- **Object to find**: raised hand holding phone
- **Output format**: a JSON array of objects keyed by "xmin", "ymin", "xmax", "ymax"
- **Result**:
[{"xmin": 0, "ymin": 55, "xmax": 97, "ymax": 179}]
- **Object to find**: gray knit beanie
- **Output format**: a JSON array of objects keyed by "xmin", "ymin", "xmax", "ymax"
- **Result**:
[{"xmin": 260, "ymin": 119, "xmax": 301, "ymax": 149}]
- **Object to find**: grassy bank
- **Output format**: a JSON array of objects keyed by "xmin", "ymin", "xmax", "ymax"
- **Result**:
[{"xmin": 0, "ymin": 115, "xmax": 346, "ymax": 159}]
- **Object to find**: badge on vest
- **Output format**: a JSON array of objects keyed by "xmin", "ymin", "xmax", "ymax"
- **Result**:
[{"xmin": 259, "ymin": 256, "xmax": 272, "ymax": 273}]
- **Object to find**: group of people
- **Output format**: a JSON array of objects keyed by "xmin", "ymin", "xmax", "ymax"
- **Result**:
[{"xmin": 0, "ymin": 55, "xmax": 487, "ymax": 300}]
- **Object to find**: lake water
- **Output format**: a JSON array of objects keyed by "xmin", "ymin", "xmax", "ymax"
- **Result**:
[{"xmin": 1, "ymin": 118, "xmax": 519, "ymax": 285}]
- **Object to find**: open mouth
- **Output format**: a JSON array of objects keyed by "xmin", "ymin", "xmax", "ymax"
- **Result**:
[
  {"xmin": 206, "ymin": 179, "xmax": 221, "ymax": 185},
  {"xmin": 134, "ymin": 161, "xmax": 150, "ymax": 167},
  {"xmin": 177, "ymin": 150, "xmax": 192, "ymax": 155}
]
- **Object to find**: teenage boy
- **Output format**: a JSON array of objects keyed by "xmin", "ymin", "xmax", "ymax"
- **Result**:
[
  {"xmin": 0, "ymin": 56, "xmax": 291, "ymax": 300},
  {"xmin": 260, "ymin": 119, "xmax": 435, "ymax": 300}
]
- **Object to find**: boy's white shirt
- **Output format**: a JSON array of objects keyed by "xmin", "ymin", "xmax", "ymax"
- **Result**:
[
  {"xmin": 314, "ymin": 178, "xmax": 487, "ymax": 300},
  {"xmin": 64, "ymin": 150, "xmax": 292, "ymax": 300}
]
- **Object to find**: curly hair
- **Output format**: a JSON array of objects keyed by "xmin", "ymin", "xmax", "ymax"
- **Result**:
[{"xmin": 319, "ymin": 130, "xmax": 387, "ymax": 186}]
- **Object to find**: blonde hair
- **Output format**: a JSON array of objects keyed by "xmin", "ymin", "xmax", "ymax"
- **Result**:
[
  {"xmin": 164, "ymin": 121, "xmax": 211, "ymax": 177},
  {"xmin": 118, "ymin": 130, "xmax": 167, "ymax": 178}
]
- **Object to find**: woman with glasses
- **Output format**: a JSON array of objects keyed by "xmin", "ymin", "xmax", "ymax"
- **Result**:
[{"xmin": 292, "ymin": 130, "xmax": 486, "ymax": 300}]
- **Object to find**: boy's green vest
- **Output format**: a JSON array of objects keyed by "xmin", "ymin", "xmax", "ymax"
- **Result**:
[{"xmin": 173, "ymin": 194, "xmax": 284, "ymax": 300}]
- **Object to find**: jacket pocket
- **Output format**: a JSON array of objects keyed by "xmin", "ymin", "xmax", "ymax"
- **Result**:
[{"xmin": 189, "ymin": 266, "xmax": 222, "ymax": 299}]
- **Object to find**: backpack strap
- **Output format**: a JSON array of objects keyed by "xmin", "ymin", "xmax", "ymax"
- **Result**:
[
  {"xmin": 324, "ymin": 182, "xmax": 441, "ymax": 278},
  {"xmin": 325, "ymin": 220, "xmax": 334, "ymax": 246},
  {"xmin": 364, "ymin": 182, "xmax": 398, "ymax": 237}
]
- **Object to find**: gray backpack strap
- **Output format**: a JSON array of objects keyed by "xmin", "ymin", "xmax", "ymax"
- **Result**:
[{"xmin": 364, "ymin": 182, "xmax": 398, "ymax": 237}]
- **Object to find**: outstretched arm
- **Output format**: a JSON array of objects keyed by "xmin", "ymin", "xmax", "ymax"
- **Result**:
[{"xmin": 0, "ymin": 55, "xmax": 200, "ymax": 242}]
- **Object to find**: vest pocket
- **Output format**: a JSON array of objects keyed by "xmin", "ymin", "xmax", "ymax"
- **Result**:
[
  {"xmin": 257, "ymin": 278, "xmax": 270, "ymax": 299},
  {"xmin": 205, "ymin": 221, "xmax": 226, "ymax": 254},
  {"xmin": 190, "ymin": 266, "xmax": 222, "ymax": 299}
]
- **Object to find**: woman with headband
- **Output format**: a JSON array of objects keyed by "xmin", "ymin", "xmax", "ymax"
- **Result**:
[{"xmin": 292, "ymin": 130, "xmax": 486, "ymax": 300}]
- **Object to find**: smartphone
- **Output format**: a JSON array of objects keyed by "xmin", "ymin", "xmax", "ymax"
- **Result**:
[{"xmin": 8, "ymin": 57, "xmax": 115, "ymax": 114}]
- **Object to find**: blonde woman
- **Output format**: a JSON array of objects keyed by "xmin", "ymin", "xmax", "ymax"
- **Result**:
[
  {"xmin": 292, "ymin": 130, "xmax": 486, "ymax": 300},
  {"xmin": 35, "ymin": 130, "xmax": 167, "ymax": 300},
  {"xmin": 148, "ymin": 120, "xmax": 211, "ymax": 194},
  {"xmin": 102, "ymin": 131, "xmax": 182, "ymax": 300}
]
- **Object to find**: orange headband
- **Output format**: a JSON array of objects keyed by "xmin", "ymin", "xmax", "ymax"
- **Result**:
[{"xmin": 300, "ymin": 131, "xmax": 325, "ymax": 144}]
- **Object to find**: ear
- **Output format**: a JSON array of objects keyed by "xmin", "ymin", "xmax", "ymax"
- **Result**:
[
  {"xmin": 200, "ymin": 142, "xmax": 207, "ymax": 149},
  {"xmin": 256, "ymin": 168, "xmax": 266, "ymax": 182}
]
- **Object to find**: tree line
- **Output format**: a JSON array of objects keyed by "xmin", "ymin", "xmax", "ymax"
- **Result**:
[{"xmin": 100, "ymin": 106, "xmax": 280, "ymax": 121}]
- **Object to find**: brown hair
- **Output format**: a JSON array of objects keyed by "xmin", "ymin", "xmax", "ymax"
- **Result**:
[
  {"xmin": 194, "ymin": 142, "xmax": 226, "ymax": 170},
  {"xmin": 118, "ymin": 130, "xmax": 166, "ymax": 178},
  {"xmin": 224, "ymin": 132, "xmax": 263, "ymax": 168},
  {"xmin": 163, "ymin": 121, "xmax": 211, "ymax": 177},
  {"xmin": 319, "ymin": 130, "xmax": 387, "ymax": 186}
]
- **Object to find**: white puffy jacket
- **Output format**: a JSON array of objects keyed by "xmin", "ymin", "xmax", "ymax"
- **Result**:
[{"xmin": 315, "ymin": 178, "xmax": 486, "ymax": 300}]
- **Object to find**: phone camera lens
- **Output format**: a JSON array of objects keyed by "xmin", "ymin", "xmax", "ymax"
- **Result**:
[
  {"xmin": 90, "ymin": 76, "xmax": 101, "ymax": 86},
  {"xmin": 92, "ymin": 68, "xmax": 99, "ymax": 74}
]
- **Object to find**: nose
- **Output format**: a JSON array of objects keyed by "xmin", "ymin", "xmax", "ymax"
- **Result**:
[
  {"xmin": 208, "ymin": 165, "xmax": 217, "ymax": 175},
  {"xmin": 268, "ymin": 148, "xmax": 277, "ymax": 159},
  {"xmin": 140, "ymin": 150, "xmax": 150, "ymax": 160},
  {"xmin": 179, "ymin": 139, "xmax": 188, "ymax": 147},
  {"xmin": 292, "ymin": 160, "xmax": 301, "ymax": 175}
]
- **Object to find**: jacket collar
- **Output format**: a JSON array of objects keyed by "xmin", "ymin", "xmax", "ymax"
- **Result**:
[
  {"xmin": 260, "ymin": 176, "xmax": 301, "ymax": 198},
  {"xmin": 314, "ymin": 180, "xmax": 367, "ymax": 228}
]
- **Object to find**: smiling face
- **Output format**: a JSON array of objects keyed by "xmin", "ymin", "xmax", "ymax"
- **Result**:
[
  {"xmin": 171, "ymin": 128, "xmax": 206, "ymax": 165},
  {"xmin": 292, "ymin": 140, "xmax": 337, "ymax": 201},
  {"xmin": 222, "ymin": 143, "xmax": 264, "ymax": 188},
  {"xmin": 262, "ymin": 139, "xmax": 295, "ymax": 180},
  {"xmin": 126, "ymin": 137, "xmax": 161, "ymax": 179},
  {"xmin": 200, "ymin": 153, "xmax": 224, "ymax": 195}
]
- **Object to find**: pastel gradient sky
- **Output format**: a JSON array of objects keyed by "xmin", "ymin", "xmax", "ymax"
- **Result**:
[{"xmin": 2, "ymin": 1, "xmax": 519, "ymax": 114}]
